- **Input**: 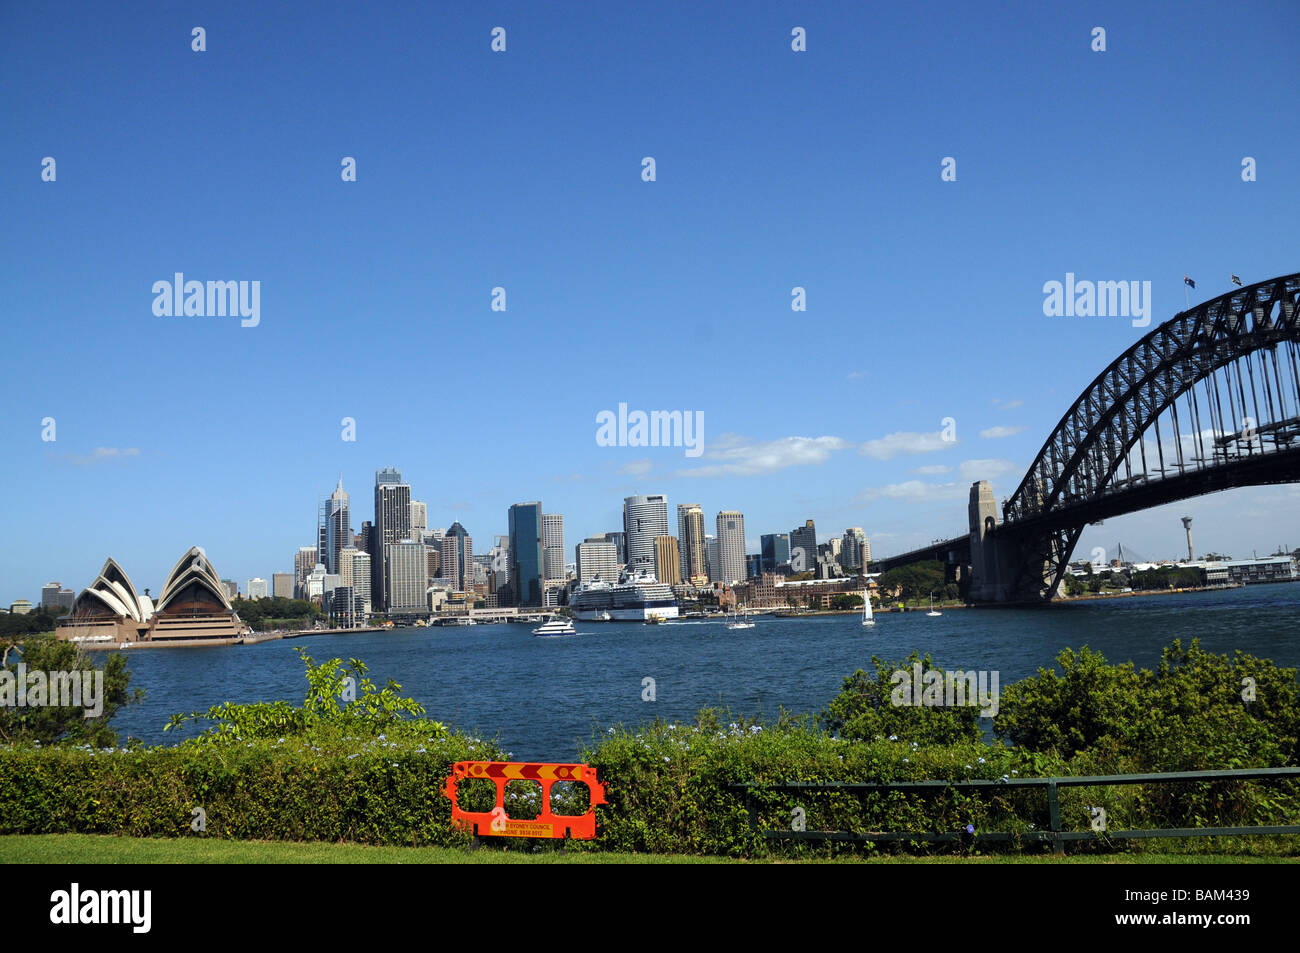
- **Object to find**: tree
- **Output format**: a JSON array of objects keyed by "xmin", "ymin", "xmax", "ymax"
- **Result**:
[{"xmin": 0, "ymin": 636, "xmax": 143, "ymax": 747}]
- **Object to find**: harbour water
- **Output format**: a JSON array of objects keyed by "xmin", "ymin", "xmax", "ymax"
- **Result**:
[{"xmin": 111, "ymin": 584, "xmax": 1300, "ymax": 760}]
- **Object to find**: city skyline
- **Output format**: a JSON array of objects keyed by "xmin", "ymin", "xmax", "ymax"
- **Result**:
[{"xmin": 3, "ymin": 3, "xmax": 1298, "ymax": 600}]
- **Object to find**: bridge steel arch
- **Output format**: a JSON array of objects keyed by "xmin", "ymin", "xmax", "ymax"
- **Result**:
[{"xmin": 984, "ymin": 272, "xmax": 1300, "ymax": 602}]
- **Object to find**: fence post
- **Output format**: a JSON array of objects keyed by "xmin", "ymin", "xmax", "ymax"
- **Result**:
[{"xmin": 1047, "ymin": 779, "xmax": 1063, "ymax": 856}]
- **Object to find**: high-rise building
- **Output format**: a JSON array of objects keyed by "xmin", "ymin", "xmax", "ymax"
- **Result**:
[
  {"xmin": 760, "ymin": 533, "xmax": 791, "ymax": 573},
  {"xmin": 542, "ymin": 513, "xmax": 565, "ymax": 583},
  {"xmin": 575, "ymin": 537, "xmax": 618, "ymax": 587},
  {"xmin": 842, "ymin": 527, "xmax": 868, "ymax": 573},
  {"xmin": 623, "ymin": 494, "xmax": 669, "ymax": 571},
  {"xmin": 358, "ymin": 521, "xmax": 373, "ymax": 554},
  {"xmin": 706, "ymin": 535, "xmax": 720, "ymax": 583},
  {"xmin": 440, "ymin": 521, "xmax": 473, "ymax": 592},
  {"xmin": 221, "ymin": 579, "xmax": 239, "ymax": 600},
  {"xmin": 745, "ymin": 554, "xmax": 762, "ymax": 579},
  {"xmin": 337, "ymin": 547, "xmax": 358, "ymax": 588},
  {"xmin": 321, "ymin": 478, "xmax": 351, "ymax": 574},
  {"xmin": 272, "ymin": 573, "xmax": 294, "ymax": 599},
  {"xmin": 351, "ymin": 551, "xmax": 372, "ymax": 612},
  {"xmin": 677, "ymin": 503, "xmax": 708, "ymax": 584},
  {"xmin": 509, "ymin": 503, "xmax": 544, "ymax": 607},
  {"xmin": 385, "ymin": 540, "xmax": 427, "ymax": 613},
  {"xmin": 40, "ymin": 582, "xmax": 75, "ymax": 612},
  {"xmin": 411, "ymin": 501, "xmax": 428, "ymax": 535},
  {"xmin": 790, "ymin": 520, "xmax": 817, "ymax": 573},
  {"xmin": 654, "ymin": 535, "xmax": 682, "ymax": 585},
  {"xmin": 246, "ymin": 577, "xmax": 269, "ymax": 600},
  {"xmin": 373, "ymin": 468, "xmax": 411, "ymax": 611},
  {"xmin": 603, "ymin": 531, "xmax": 627, "ymax": 565},
  {"xmin": 715, "ymin": 511, "xmax": 746, "ymax": 585},
  {"xmin": 295, "ymin": 547, "xmax": 318, "ymax": 597}
]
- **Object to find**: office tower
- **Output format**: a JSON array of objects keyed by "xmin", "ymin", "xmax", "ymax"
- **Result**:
[
  {"xmin": 715, "ymin": 511, "xmax": 746, "ymax": 585},
  {"xmin": 319, "ymin": 478, "xmax": 351, "ymax": 574},
  {"xmin": 295, "ymin": 547, "xmax": 318, "ymax": 597},
  {"xmin": 842, "ymin": 527, "xmax": 868, "ymax": 573},
  {"xmin": 654, "ymin": 535, "xmax": 682, "ymax": 585},
  {"xmin": 790, "ymin": 520, "xmax": 817, "ymax": 572},
  {"xmin": 337, "ymin": 547, "xmax": 358, "ymax": 588},
  {"xmin": 706, "ymin": 535, "xmax": 719, "ymax": 583},
  {"xmin": 677, "ymin": 503, "xmax": 708, "ymax": 584},
  {"xmin": 373, "ymin": 468, "xmax": 412, "ymax": 611},
  {"xmin": 359, "ymin": 521, "xmax": 373, "ymax": 554},
  {"xmin": 746, "ymin": 554, "xmax": 762, "ymax": 579},
  {"xmin": 425, "ymin": 547, "xmax": 441, "ymax": 585},
  {"xmin": 246, "ymin": 577, "xmax": 269, "ymax": 600},
  {"xmin": 760, "ymin": 533, "xmax": 791, "ymax": 573},
  {"xmin": 861, "ymin": 535, "xmax": 872, "ymax": 565},
  {"xmin": 350, "ymin": 551, "xmax": 372, "ymax": 612},
  {"xmin": 40, "ymin": 582, "xmax": 75, "ymax": 611},
  {"xmin": 440, "ymin": 521, "xmax": 473, "ymax": 592},
  {"xmin": 411, "ymin": 501, "xmax": 428, "ymax": 535},
  {"xmin": 623, "ymin": 494, "xmax": 670, "ymax": 571},
  {"xmin": 575, "ymin": 537, "xmax": 618, "ymax": 587},
  {"xmin": 221, "ymin": 579, "xmax": 239, "ymax": 600},
  {"xmin": 508, "ymin": 503, "xmax": 544, "ymax": 607},
  {"xmin": 272, "ymin": 573, "xmax": 294, "ymax": 599},
  {"xmin": 603, "ymin": 531, "xmax": 627, "ymax": 565},
  {"xmin": 385, "ymin": 540, "xmax": 427, "ymax": 613},
  {"xmin": 542, "ymin": 513, "xmax": 565, "ymax": 583}
]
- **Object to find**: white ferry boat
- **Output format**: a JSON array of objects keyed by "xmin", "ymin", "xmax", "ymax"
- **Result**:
[
  {"xmin": 569, "ymin": 567, "xmax": 680, "ymax": 622},
  {"xmin": 532, "ymin": 617, "xmax": 577, "ymax": 637}
]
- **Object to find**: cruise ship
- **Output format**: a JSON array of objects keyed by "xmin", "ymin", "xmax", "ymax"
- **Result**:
[{"xmin": 569, "ymin": 567, "xmax": 680, "ymax": 621}]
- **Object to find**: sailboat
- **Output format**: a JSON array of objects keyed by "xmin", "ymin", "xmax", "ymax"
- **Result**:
[
  {"xmin": 725, "ymin": 604, "xmax": 755, "ymax": 630},
  {"xmin": 861, "ymin": 590, "xmax": 875, "ymax": 627},
  {"xmin": 926, "ymin": 592, "xmax": 943, "ymax": 617}
]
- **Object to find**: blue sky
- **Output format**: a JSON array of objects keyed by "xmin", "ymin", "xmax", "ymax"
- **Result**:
[{"xmin": 2, "ymin": 1, "xmax": 1298, "ymax": 600}]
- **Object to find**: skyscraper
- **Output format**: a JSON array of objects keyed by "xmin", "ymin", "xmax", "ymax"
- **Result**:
[
  {"xmin": 603, "ymin": 531, "xmax": 627, "ymax": 565},
  {"xmin": 294, "ymin": 546, "xmax": 318, "ymax": 597},
  {"xmin": 542, "ymin": 513, "xmax": 565, "ymax": 583},
  {"xmin": 246, "ymin": 577, "xmax": 269, "ymax": 599},
  {"xmin": 706, "ymin": 535, "xmax": 719, "ymax": 583},
  {"xmin": 677, "ymin": 503, "xmax": 708, "ymax": 585},
  {"xmin": 351, "ymin": 551, "xmax": 372, "ymax": 613},
  {"xmin": 509, "ymin": 503, "xmax": 544, "ymax": 607},
  {"xmin": 411, "ymin": 501, "xmax": 427, "ymax": 535},
  {"xmin": 373, "ymin": 468, "xmax": 411, "ymax": 611},
  {"xmin": 842, "ymin": 527, "xmax": 868, "ymax": 573},
  {"xmin": 760, "ymin": 533, "xmax": 791, "ymax": 573},
  {"xmin": 790, "ymin": 520, "xmax": 817, "ymax": 573},
  {"xmin": 322, "ymin": 478, "xmax": 351, "ymax": 574},
  {"xmin": 654, "ymin": 535, "xmax": 682, "ymax": 585},
  {"xmin": 272, "ymin": 573, "xmax": 294, "ymax": 599},
  {"xmin": 440, "ymin": 521, "xmax": 473, "ymax": 592},
  {"xmin": 715, "ymin": 511, "xmax": 746, "ymax": 585},
  {"xmin": 623, "ymin": 494, "xmax": 669, "ymax": 571},
  {"xmin": 385, "ymin": 540, "xmax": 427, "ymax": 613},
  {"xmin": 575, "ymin": 537, "xmax": 618, "ymax": 587}
]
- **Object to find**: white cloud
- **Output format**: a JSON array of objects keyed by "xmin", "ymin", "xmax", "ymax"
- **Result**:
[
  {"xmin": 846, "ymin": 370, "xmax": 866, "ymax": 380},
  {"xmin": 618, "ymin": 459, "xmax": 653, "ymax": 477},
  {"xmin": 958, "ymin": 458, "xmax": 1020, "ymax": 481},
  {"xmin": 979, "ymin": 425, "xmax": 1026, "ymax": 439},
  {"xmin": 913, "ymin": 464, "xmax": 952, "ymax": 475},
  {"xmin": 67, "ymin": 447, "xmax": 140, "ymax": 465},
  {"xmin": 858, "ymin": 430, "xmax": 953, "ymax": 460},
  {"xmin": 675, "ymin": 434, "xmax": 850, "ymax": 478},
  {"xmin": 857, "ymin": 480, "xmax": 967, "ymax": 503},
  {"xmin": 993, "ymin": 398, "xmax": 1025, "ymax": 409}
]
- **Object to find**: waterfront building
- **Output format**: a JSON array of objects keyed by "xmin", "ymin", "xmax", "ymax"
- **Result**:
[
  {"xmin": 542, "ymin": 513, "xmax": 566, "ymax": 584},
  {"xmin": 246, "ymin": 577, "xmax": 269, "ymax": 600},
  {"xmin": 385, "ymin": 540, "xmax": 428, "ymax": 614},
  {"xmin": 576, "ymin": 537, "xmax": 619, "ymax": 587},
  {"xmin": 351, "ymin": 551, "xmax": 372, "ymax": 613},
  {"xmin": 760, "ymin": 533, "xmax": 791, "ymax": 573},
  {"xmin": 790, "ymin": 520, "xmax": 817, "ymax": 572},
  {"xmin": 272, "ymin": 573, "xmax": 294, "ymax": 599},
  {"xmin": 509, "ymin": 503, "xmax": 544, "ymax": 607},
  {"xmin": 624, "ymin": 494, "xmax": 669, "ymax": 572},
  {"xmin": 337, "ymin": 547, "xmax": 358, "ymax": 588},
  {"xmin": 440, "ymin": 521, "xmax": 473, "ymax": 593},
  {"xmin": 294, "ymin": 547, "xmax": 318, "ymax": 597},
  {"xmin": 654, "ymin": 535, "xmax": 682, "ymax": 585},
  {"xmin": 706, "ymin": 535, "xmax": 720, "ymax": 583},
  {"xmin": 715, "ymin": 511, "xmax": 746, "ymax": 585},
  {"xmin": 322, "ymin": 478, "xmax": 351, "ymax": 574},
  {"xmin": 676, "ymin": 503, "xmax": 709, "ymax": 585},
  {"xmin": 8, "ymin": 599, "xmax": 33, "ymax": 615},
  {"xmin": 373, "ymin": 468, "xmax": 412, "ymax": 611},
  {"xmin": 40, "ymin": 582, "xmax": 75, "ymax": 612},
  {"xmin": 603, "ymin": 531, "xmax": 627, "ymax": 565}
]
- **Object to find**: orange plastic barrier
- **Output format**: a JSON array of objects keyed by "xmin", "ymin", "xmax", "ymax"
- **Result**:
[{"xmin": 443, "ymin": 761, "xmax": 607, "ymax": 839}]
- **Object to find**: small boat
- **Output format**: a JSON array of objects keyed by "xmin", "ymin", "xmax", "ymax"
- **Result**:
[
  {"xmin": 598, "ymin": 610, "xmax": 611, "ymax": 622},
  {"xmin": 725, "ymin": 605, "xmax": 755, "ymax": 630},
  {"xmin": 861, "ymin": 591, "xmax": 875, "ymax": 627},
  {"xmin": 927, "ymin": 593, "xmax": 943, "ymax": 617},
  {"xmin": 644, "ymin": 614, "xmax": 664, "ymax": 625},
  {"xmin": 532, "ymin": 617, "xmax": 577, "ymax": 637}
]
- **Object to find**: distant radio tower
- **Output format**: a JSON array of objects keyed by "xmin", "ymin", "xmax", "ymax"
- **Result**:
[{"xmin": 1181, "ymin": 516, "xmax": 1194, "ymax": 562}]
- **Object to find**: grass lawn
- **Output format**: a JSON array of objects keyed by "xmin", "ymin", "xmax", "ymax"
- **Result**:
[{"xmin": 2, "ymin": 834, "xmax": 1295, "ymax": 864}]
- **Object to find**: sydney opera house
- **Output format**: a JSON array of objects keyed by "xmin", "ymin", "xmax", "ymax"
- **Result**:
[{"xmin": 56, "ymin": 547, "xmax": 251, "ymax": 646}]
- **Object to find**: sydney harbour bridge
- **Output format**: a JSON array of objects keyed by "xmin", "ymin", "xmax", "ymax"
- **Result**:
[{"xmin": 871, "ymin": 272, "xmax": 1300, "ymax": 603}]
